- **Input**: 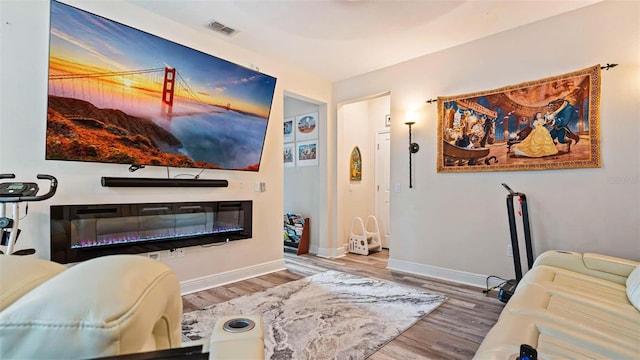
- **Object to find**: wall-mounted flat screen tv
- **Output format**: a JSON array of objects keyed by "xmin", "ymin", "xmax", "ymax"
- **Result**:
[{"xmin": 46, "ymin": 0, "xmax": 277, "ymax": 171}]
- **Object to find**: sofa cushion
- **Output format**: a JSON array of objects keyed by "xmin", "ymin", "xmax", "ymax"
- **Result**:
[
  {"xmin": 507, "ymin": 281, "xmax": 639, "ymax": 349},
  {"xmin": 474, "ymin": 311, "xmax": 640, "ymax": 359},
  {"xmin": 520, "ymin": 265, "xmax": 630, "ymax": 305},
  {"xmin": 532, "ymin": 251, "xmax": 637, "ymax": 285},
  {"xmin": 583, "ymin": 253, "xmax": 640, "ymax": 278},
  {"xmin": 0, "ymin": 255, "xmax": 66, "ymax": 311},
  {"xmin": 627, "ymin": 264, "xmax": 640, "ymax": 310}
]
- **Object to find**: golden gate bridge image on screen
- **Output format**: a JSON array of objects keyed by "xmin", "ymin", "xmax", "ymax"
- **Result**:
[
  {"xmin": 47, "ymin": 65, "xmax": 267, "ymax": 171},
  {"xmin": 49, "ymin": 66, "xmax": 233, "ymax": 119}
]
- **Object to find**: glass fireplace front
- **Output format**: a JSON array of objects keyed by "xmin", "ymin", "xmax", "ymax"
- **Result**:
[{"xmin": 50, "ymin": 200, "xmax": 252, "ymax": 263}]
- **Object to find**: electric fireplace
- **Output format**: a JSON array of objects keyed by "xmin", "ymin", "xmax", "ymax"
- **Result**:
[{"xmin": 50, "ymin": 200, "xmax": 252, "ymax": 264}]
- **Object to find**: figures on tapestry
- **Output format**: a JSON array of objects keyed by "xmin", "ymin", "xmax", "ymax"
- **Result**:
[
  {"xmin": 544, "ymin": 99, "xmax": 581, "ymax": 147},
  {"xmin": 513, "ymin": 112, "xmax": 558, "ymax": 158},
  {"xmin": 445, "ymin": 107, "xmax": 494, "ymax": 150}
]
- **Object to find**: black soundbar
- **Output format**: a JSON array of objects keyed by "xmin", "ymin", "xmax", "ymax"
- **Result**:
[{"xmin": 101, "ymin": 177, "xmax": 228, "ymax": 188}]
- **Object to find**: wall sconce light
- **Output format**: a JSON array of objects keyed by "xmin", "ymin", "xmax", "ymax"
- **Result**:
[{"xmin": 405, "ymin": 120, "xmax": 420, "ymax": 188}]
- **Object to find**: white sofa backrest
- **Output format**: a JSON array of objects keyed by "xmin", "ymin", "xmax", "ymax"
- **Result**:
[{"xmin": 626, "ymin": 264, "xmax": 640, "ymax": 310}]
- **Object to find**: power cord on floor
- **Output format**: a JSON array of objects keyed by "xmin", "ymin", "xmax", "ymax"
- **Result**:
[{"xmin": 483, "ymin": 275, "xmax": 508, "ymax": 294}]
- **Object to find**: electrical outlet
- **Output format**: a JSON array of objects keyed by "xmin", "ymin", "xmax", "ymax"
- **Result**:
[
  {"xmin": 254, "ymin": 181, "xmax": 266, "ymax": 192},
  {"xmin": 176, "ymin": 248, "xmax": 185, "ymax": 257},
  {"xmin": 507, "ymin": 244, "xmax": 513, "ymax": 257},
  {"xmin": 168, "ymin": 249, "xmax": 176, "ymax": 258}
]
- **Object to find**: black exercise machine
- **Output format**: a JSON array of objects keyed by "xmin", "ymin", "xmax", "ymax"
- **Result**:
[{"xmin": 0, "ymin": 174, "xmax": 58, "ymax": 255}]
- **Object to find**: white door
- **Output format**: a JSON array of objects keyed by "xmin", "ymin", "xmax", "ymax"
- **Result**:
[{"xmin": 375, "ymin": 131, "xmax": 391, "ymax": 248}]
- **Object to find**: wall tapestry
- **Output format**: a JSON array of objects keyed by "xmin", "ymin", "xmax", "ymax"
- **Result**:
[
  {"xmin": 437, "ymin": 64, "xmax": 601, "ymax": 173},
  {"xmin": 350, "ymin": 146, "xmax": 362, "ymax": 181}
]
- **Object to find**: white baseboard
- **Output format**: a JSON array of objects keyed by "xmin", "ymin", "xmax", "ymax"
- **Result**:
[
  {"xmin": 179, "ymin": 256, "xmax": 489, "ymax": 295},
  {"xmin": 315, "ymin": 247, "xmax": 331, "ymax": 258},
  {"xmin": 180, "ymin": 259, "xmax": 286, "ymax": 295},
  {"xmin": 387, "ymin": 258, "xmax": 488, "ymax": 288},
  {"xmin": 316, "ymin": 246, "xmax": 346, "ymax": 258}
]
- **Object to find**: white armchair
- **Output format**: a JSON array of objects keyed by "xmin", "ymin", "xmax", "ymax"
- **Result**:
[{"xmin": 0, "ymin": 254, "xmax": 183, "ymax": 359}]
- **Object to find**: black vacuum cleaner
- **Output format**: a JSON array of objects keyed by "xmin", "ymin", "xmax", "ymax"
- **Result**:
[{"xmin": 499, "ymin": 183, "xmax": 535, "ymax": 303}]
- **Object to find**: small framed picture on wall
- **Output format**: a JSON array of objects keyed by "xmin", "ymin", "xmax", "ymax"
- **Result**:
[
  {"xmin": 350, "ymin": 146, "xmax": 362, "ymax": 181},
  {"xmin": 296, "ymin": 140, "xmax": 318, "ymax": 167},
  {"xmin": 295, "ymin": 112, "xmax": 318, "ymax": 141},
  {"xmin": 284, "ymin": 143, "xmax": 295, "ymax": 167},
  {"xmin": 284, "ymin": 117, "xmax": 295, "ymax": 143}
]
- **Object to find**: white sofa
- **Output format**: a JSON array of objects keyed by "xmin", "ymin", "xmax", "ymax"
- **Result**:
[{"xmin": 474, "ymin": 250, "xmax": 640, "ymax": 359}]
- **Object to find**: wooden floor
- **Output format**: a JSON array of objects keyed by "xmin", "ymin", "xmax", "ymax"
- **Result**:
[{"xmin": 182, "ymin": 250, "xmax": 505, "ymax": 359}]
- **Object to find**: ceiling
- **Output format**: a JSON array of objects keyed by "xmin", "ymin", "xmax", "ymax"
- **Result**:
[{"xmin": 126, "ymin": 0, "xmax": 599, "ymax": 82}]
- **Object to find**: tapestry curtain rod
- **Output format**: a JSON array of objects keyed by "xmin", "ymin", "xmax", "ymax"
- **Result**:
[{"xmin": 424, "ymin": 63, "xmax": 618, "ymax": 104}]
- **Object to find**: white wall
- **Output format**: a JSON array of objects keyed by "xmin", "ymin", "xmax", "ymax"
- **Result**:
[
  {"xmin": 339, "ymin": 101, "xmax": 373, "ymax": 248},
  {"xmin": 333, "ymin": 0, "xmax": 640, "ymax": 286},
  {"xmin": 0, "ymin": 0, "xmax": 332, "ymax": 293},
  {"xmin": 283, "ymin": 96, "xmax": 320, "ymax": 253}
]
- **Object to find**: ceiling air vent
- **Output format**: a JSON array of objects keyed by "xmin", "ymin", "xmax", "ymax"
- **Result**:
[{"xmin": 207, "ymin": 21, "xmax": 238, "ymax": 36}]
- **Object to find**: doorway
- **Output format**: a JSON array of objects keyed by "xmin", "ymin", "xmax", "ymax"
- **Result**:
[
  {"xmin": 337, "ymin": 93, "xmax": 391, "ymax": 253},
  {"xmin": 283, "ymin": 94, "xmax": 324, "ymax": 255}
]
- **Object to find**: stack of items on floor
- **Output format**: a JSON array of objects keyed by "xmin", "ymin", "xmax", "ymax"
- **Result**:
[
  {"xmin": 474, "ymin": 250, "xmax": 640, "ymax": 359},
  {"xmin": 283, "ymin": 213, "xmax": 305, "ymax": 249}
]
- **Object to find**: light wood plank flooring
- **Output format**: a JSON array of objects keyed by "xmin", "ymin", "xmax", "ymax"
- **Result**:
[{"xmin": 182, "ymin": 250, "xmax": 505, "ymax": 359}]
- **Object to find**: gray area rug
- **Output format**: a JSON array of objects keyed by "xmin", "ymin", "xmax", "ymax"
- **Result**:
[{"xmin": 182, "ymin": 270, "xmax": 447, "ymax": 360}]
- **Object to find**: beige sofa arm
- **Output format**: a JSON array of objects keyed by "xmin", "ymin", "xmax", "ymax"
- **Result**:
[
  {"xmin": 0, "ymin": 255, "xmax": 66, "ymax": 311},
  {"xmin": 533, "ymin": 250, "xmax": 639, "ymax": 285},
  {"xmin": 0, "ymin": 255, "xmax": 183, "ymax": 359}
]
